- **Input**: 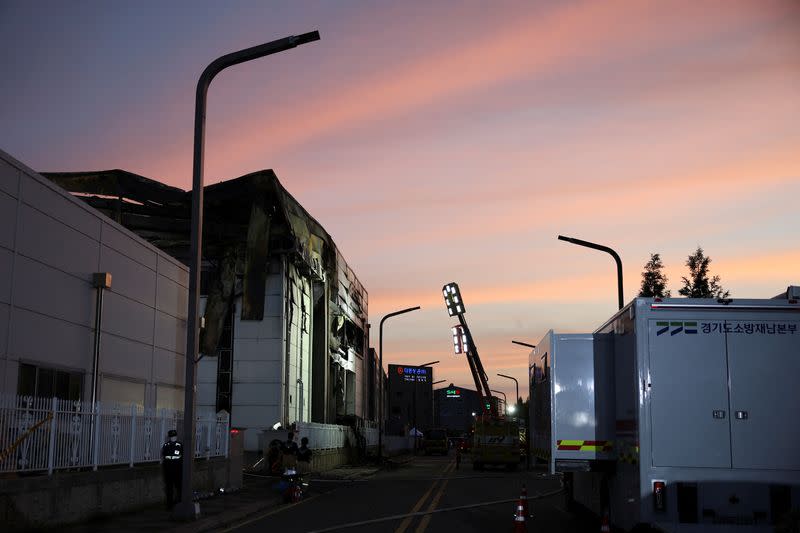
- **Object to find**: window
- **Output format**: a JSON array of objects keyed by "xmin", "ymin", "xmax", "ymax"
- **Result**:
[{"xmin": 17, "ymin": 363, "xmax": 83, "ymax": 402}]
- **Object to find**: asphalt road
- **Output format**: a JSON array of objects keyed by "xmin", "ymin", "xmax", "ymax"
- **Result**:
[{"xmin": 221, "ymin": 453, "xmax": 588, "ymax": 533}]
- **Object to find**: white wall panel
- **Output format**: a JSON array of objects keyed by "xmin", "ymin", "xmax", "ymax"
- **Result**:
[
  {"xmin": 155, "ymin": 384, "xmax": 184, "ymax": 411},
  {"xmin": 0, "ymin": 303, "xmax": 9, "ymax": 356},
  {"xmin": 233, "ymin": 338, "xmax": 283, "ymax": 362},
  {"xmin": 101, "ymin": 223, "xmax": 157, "ymax": 270},
  {"xmin": 157, "ymin": 255, "xmax": 187, "ymax": 288},
  {"xmin": 99, "ymin": 245, "xmax": 156, "ymax": 306},
  {"xmin": 230, "ymin": 404, "xmax": 279, "ymax": 430},
  {"xmin": 21, "ymin": 175, "xmax": 100, "ymax": 240},
  {"xmin": 99, "ymin": 334, "xmax": 152, "ymax": 381},
  {"xmin": 102, "ymin": 291, "xmax": 154, "ymax": 345},
  {"xmin": 154, "ymin": 310, "xmax": 185, "ymax": 354},
  {"xmin": 156, "ymin": 275, "xmax": 187, "ymax": 320},
  {"xmin": 232, "ymin": 382, "xmax": 282, "ymax": 404},
  {"xmin": 0, "ymin": 247, "xmax": 12, "ymax": 304},
  {"xmin": 100, "ymin": 376, "xmax": 146, "ymax": 408},
  {"xmin": 14, "ymin": 256, "xmax": 94, "ymax": 327},
  {"xmin": 0, "ymin": 190, "xmax": 17, "ymax": 250},
  {"xmin": 153, "ymin": 348, "xmax": 185, "ymax": 387},
  {"xmin": 265, "ymin": 292, "xmax": 283, "ymax": 317},
  {"xmin": 18, "ymin": 204, "xmax": 99, "ymax": 277},
  {"xmin": 233, "ymin": 360, "xmax": 282, "ymax": 381},
  {"xmin": 9, "ymin": 307, "xmax": 93, "ymax": 369},
  {"xmin": 0, "ymin": 158, "xmax": 19, "ymax": 197}
]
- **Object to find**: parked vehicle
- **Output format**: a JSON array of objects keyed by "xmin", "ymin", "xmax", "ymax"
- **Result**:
[
  {"xmin": 422, "ymin": 428, "xmax": 448, "ymax": 455},
  {"xmin": 530, "ymin": 287, "xmax": 800, "ymax": 532}
]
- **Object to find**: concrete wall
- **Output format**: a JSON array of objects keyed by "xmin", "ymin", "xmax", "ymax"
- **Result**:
[
  {"xmin": 0, "ymin": 458, "xmax": 229, "ymax": 530},
  {"xmin": 0, "ymin": 150, "xmax": 188, "ymax": 408}
]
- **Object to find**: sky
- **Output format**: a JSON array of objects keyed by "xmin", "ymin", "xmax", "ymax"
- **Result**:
[{"xmin": 1, "ymin": 0, "xmax": 799, "ymax": 403}]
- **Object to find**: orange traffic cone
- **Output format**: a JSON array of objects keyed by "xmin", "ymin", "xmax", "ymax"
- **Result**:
[
  {"xmin": 513, "ymin": 497, "xmax": 527, "ymax": 532},
  {"xmin": 599, "ymin": 511, "xmax": 610, "ymax": 532},
  {"xmin": 521, "ymin": 484, "xmax": 531, "ymax": 517}
]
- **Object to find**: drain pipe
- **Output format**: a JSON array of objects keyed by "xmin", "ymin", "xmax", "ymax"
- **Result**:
[{"xmin": 91, "ymin": 273, "xmax": 112, "ymax": 406}]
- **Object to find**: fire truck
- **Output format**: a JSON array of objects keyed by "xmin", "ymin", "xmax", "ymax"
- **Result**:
[
  {"xmin": 530, "ymin": 287, "xmax": 800, "ymax": 532},
  {"xmin": 443, "ymin": 282, "xmax": 519, "ymax": 470}
]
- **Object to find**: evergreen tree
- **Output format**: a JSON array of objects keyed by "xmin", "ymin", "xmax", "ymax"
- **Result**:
[
  {"xmin": 638, "ymin": 253, "xmax": 671, "ymax": 297},
  {"xmin": 678, "ymin": 247, "xmax": 730, "ymax": 298}
]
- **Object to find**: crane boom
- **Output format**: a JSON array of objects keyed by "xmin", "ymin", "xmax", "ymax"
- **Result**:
[{"xmin": 444, "ymin": 282, "xmax": 497, "ymax": 417}]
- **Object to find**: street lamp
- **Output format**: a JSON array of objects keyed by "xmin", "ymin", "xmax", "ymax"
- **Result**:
[
  {"xmin": 180, "ymin": 30, "xmax": 320, "ymax": 519},
  {"xmin": 497, "ymin": 373, "xmax": 519, "ymax": 407},
  {"xmin": 557, "ymin": 235, "xmax": 624, "ymax": 310},
  {"xmin": 511, "ymin": 340, "xmax": 536, "ymax": 349},
  {"xmin": 378, "ymin": 306, "xmax": 421, "ymax": 461}
]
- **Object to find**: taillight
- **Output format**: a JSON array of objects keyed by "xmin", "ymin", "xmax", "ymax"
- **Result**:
[{"xmin": 654, "ymin": 481, "xmax": 666, "ymax": 512}]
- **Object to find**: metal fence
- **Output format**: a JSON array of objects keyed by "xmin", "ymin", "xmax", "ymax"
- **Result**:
[
  {"xmin": 294, "ymin": 421, "xmax": 352, "ymax": 450},
  {"xmin": 0, "ymin": 395, "xmax": 229, "ymax": 475}
]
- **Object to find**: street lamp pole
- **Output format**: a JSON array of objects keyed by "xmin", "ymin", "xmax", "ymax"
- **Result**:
[
  {"xmin": 378, "ymin": 306, "xmax": 420, "ymax": 461},
  {"xmin": 179, "ymin": 31, "xmax": 320, "ymax": 519},
  {"xmin": 497, "ymin": 373, "xmax": 519, "ymax": 407},
  {"xmin": 511, "ymin": 340, "xmax": 536, "ymax": 349},
  {"xmin": 557, "ymin": 235, "xmax": 624, "ymax": 310}
]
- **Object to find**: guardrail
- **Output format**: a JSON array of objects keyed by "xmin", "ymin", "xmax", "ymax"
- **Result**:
[{"xmin": 0, "ymin": 394, "xmax": 229, "ymax": 475}]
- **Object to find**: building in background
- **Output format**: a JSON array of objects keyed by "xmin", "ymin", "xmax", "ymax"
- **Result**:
[
  {"xmin": 433, "ymin": 384, "xmax": 482, "ymax": 435},
  {"xmin": 45, "ymin": 168, "xmax": 372, "ymax": 450},
  {"xmin": 386, "ymin": 364, "xmax": 433, "ymax": 435},
  {"xmin": 1, "ymin": 150, "xmax": 188, "ymax": 410}
]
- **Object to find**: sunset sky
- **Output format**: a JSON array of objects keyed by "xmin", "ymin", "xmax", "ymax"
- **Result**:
[{"xmin": 2, "ymin": 0, "xmax": 799, "ymax": 402}]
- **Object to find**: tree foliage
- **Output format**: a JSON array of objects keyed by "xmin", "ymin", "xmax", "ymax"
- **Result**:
[
  {"xmin": 678, "ymin": 247, "xmax": 730, "ymax": 299},
  {"xmin": 638, "ymin": 253, "xmax": 671, "ymax": 297}
]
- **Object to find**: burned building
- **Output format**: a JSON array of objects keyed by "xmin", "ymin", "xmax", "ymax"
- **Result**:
[{"xmin": 45, "ymin": 169, "xmax": 370, "ymax": 450}]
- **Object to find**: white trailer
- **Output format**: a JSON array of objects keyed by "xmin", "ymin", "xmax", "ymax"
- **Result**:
[{"xmin": 532, "ymin": 288, "xmax": 800, "ymax": 532}]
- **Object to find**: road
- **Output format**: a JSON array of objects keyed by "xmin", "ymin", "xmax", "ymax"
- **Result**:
[{"xmin": 221, "ymin": 453, "xmax": 588, "ymax": 533}]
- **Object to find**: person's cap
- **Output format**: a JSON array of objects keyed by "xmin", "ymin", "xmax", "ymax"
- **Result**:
[{"xmin": 168, "ymin": 429, "xmax": 178, "ymax": 437}]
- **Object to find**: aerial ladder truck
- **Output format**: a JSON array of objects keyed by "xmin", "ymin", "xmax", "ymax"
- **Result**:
[{"xmin": 443, "ymin": 282, "xmax": 519, "ymax": 470}]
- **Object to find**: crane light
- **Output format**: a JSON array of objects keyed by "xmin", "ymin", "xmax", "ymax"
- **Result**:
[
  {"xmin": 452, "ymin": 325, "xmax": 468, "ymax": 354},
  {"xmin": 443, "ymin": 282, "xmax": 466, "ymax": 316}
]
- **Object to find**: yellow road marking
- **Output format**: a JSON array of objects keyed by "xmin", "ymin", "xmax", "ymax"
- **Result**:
[
  {"xmin": 414, "ymin": 469, "xmax": 452, "ymax": 533},
  {"xmin": 394, "ymin": 460, "xmax": 454, "ymax": 533}
]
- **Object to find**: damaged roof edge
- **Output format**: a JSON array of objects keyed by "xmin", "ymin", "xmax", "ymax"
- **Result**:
[{"xmin": 41, "ymin": 166, "xmax": 367, "ymax": 307}]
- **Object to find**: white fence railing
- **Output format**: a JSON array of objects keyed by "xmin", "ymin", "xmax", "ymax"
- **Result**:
[
  {"xmin": 295, "ymin": 421, "xmax": 352, "ymax": 450},
  {"xmin": 0, "ymin": 395, "xmax": 229, "ymax": 475},
  {"xmin": 362, "ymin": 426, "xmax": 379, "ymax": 447}
]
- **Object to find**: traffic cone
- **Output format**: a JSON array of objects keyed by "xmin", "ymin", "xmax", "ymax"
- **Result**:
[
  {"xmin": 513, "ymin": 497, "xmax": 527, "ymax": 532},
  {"xmin": 520, "ymin": 484, "xmax": 531, "ymax": 517},
  {"xmin": 599, "ymin": 511, "xmax": 610, "ymax": 532}
]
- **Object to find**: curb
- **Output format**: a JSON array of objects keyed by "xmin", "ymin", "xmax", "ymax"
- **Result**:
[{"xmin": 173, "ymin": 494, "xmax": 283, "ymax": 533}]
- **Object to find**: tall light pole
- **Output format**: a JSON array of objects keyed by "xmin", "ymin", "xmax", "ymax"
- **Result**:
[
  {"xmin": 497, "ymin": 373, "xmax": 519, "ymax": 407},
  {"xmin": 511, "ymin": 340, "xmax": 536, "ymax": 349},
  {"xmin": 557, "ymin": 235, "xmax": 624, "ymax": 310},
  {"xmin": 378, "ymin": 306, "xmax": 420, "ymax": 461},
  {"xmin": 179, "ymin": 31, "xmax": 320, "ymax": 519}
]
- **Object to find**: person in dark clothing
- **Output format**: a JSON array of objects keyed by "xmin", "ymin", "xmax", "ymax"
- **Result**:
[
  {"xmin": 297, "ymin": 436, "xmax": 312, "ymax": 472},
  {"xmin": 282, "ymin": 432, "xmax": 299, "ymax": 456},
  {"xmin": 267, "ymin": 438, "xmax": 283, "ymax": 475},
  {"xmin": 282, "ymin": 432, "xmax": 299, "ymax": 469},
  {"xmin": 161, "ymin": 429, "xmax": 183, "ymax": 509}
]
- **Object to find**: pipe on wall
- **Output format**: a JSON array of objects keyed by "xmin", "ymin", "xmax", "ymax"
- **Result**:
[{"xmin": 91, "ymin": 272, "xmax": 112, "ymax": 406}]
